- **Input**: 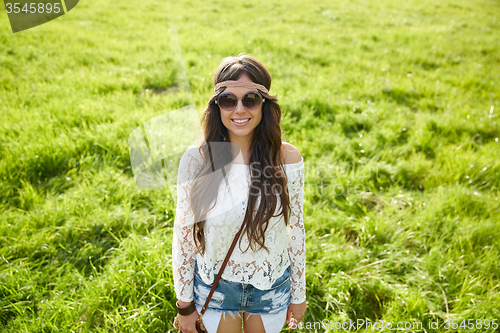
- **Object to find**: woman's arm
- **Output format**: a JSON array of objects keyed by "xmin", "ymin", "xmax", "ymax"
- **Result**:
[
  {"xmin": 172, "ymin": 148, "xmax": 203, "ymax": 302},
  {"xmin": 285, "ymin": 151, "xmax": 307, "ymax": 328},
  {"xmin": 285, "ymin": 152, "xmax": 306, "ymax": 304},
  {"xmin": 287, "ymin": 169, "xmax": 306, "ymax": 303}
]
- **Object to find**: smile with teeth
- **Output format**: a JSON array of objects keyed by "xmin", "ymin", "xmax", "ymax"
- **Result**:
[{"xmin": 232, "ymin": 118, "xmax": 250, "ymax": 124}]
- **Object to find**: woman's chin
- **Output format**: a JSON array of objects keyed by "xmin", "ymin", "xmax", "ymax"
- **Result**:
[{"xmin": 229, "ymin": 128, "xmax": 254, "ymax": 137}]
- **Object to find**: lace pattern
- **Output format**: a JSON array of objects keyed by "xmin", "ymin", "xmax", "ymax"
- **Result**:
[{"xmin": 172, "ymin": 145, "xmax": 306, "ymax": 304}]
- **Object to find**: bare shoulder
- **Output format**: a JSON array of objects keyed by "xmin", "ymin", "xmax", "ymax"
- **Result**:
[{"xmin": 281, "ymin": 142, "xmax": 303, "ymax": 164}]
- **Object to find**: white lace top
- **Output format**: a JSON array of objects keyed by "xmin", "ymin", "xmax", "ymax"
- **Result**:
[{"xmin": 172, "ymin": 146, "xmax": 306, "ymax": 304}]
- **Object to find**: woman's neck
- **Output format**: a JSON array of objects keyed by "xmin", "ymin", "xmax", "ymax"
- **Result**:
[{"xmin": 229, "ymin": 136, "xmax": 252, "ymax": 164}]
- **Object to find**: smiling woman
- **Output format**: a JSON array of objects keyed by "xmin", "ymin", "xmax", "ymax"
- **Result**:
[{"xmin": 171, "ymin": 54, "xmax": 306, "ymax": 333}]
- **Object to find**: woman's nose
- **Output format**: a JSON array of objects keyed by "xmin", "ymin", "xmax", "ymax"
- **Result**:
[{"xmin": 235, "ymin": 99, "xmax": 246, "ymax": 112}]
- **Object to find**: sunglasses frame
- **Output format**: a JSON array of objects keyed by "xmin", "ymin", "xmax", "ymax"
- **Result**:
[{"xmin": 215, "ymin": 91, "xmax": 265, "ymax": 111}]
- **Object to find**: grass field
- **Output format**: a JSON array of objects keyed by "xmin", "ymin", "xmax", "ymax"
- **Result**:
[{"xmin": 1, "ymin": 0, "xmax": 499, "ymax": 332}]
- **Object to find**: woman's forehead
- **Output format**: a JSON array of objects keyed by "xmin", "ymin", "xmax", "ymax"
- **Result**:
[{"xmin": 235, "ymin": 72, "xmax": 253, "ymax": 82}]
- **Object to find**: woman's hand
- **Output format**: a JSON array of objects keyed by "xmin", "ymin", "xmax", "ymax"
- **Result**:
[
  {"xmin": 175, "ymin": 301, "xmax": 206, "ymax": 333},
  {"xmin": 176, "ymin": 310, "xmax": 205, "ymax": 333},
  {"xmin": 286, "ymin": 301, "xmax": 307, "ymax": 330}
]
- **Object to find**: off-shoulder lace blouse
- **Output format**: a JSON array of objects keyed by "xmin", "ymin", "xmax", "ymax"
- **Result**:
[{"xmin": 172, "ymin": 145, "xmax": 306, "ymax": 304}]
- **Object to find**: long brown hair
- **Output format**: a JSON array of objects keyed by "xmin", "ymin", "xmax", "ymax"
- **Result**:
[{"xmin": 190, "ymin": 54, "xmax": 291, "ymax": 255}]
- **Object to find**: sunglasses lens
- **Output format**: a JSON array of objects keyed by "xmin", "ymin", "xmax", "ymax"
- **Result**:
[
  {"xmin": 242, "ymin": 92, "xmax": 262, "ymax": 110},
  {"xmin": 218, "ymin": 93, "xmax": 237, "ymax": 110}
]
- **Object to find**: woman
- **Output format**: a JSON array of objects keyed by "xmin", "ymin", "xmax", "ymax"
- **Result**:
[{"xmin": 172, "ymin": 54, "xmax": 306, "ymax": 333}]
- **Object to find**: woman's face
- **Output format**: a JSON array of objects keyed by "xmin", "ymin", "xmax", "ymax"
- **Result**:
[{"xmin": 218, "ymin": 73, "xmax": 263, "ymax": 143}]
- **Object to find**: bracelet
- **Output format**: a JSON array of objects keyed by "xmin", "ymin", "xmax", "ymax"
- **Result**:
[{"xmin": 176, "ymin": 300, "xmax": 197, "ymax": 316}]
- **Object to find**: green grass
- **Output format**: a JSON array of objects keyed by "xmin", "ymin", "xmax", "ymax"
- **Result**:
[{"xmin": 1, "ymin": 0, "xmax": 499, "ymax": 332}]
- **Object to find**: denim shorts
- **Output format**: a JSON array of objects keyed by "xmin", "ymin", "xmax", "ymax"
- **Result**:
[{"xmin": 193, "ymin": 262, "xmax": 291, "ymax": 316}]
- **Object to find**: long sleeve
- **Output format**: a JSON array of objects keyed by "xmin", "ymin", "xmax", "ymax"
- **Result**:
[
  {"xmin": 172, "ymin": 147, "xmax": 203, "ymax": 302},
  {"xmin": 287, "ymin": 163, "xmax": 306, "ymax": 304}
]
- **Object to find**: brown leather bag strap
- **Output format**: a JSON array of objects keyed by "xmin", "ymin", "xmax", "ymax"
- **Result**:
[{"xmin": 198, "ymin": 220, "xmax": 246, "ymax": 318}]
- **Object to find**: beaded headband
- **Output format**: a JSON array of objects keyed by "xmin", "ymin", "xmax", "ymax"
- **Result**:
[{"xmin": 214, "ymin": 80, "xmax": 269, "ymax": 94}]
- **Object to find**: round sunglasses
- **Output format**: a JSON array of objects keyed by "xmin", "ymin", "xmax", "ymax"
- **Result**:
[{"xmin": 215, "ymin": 91, "xmax": 265, "ymax": 111}]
